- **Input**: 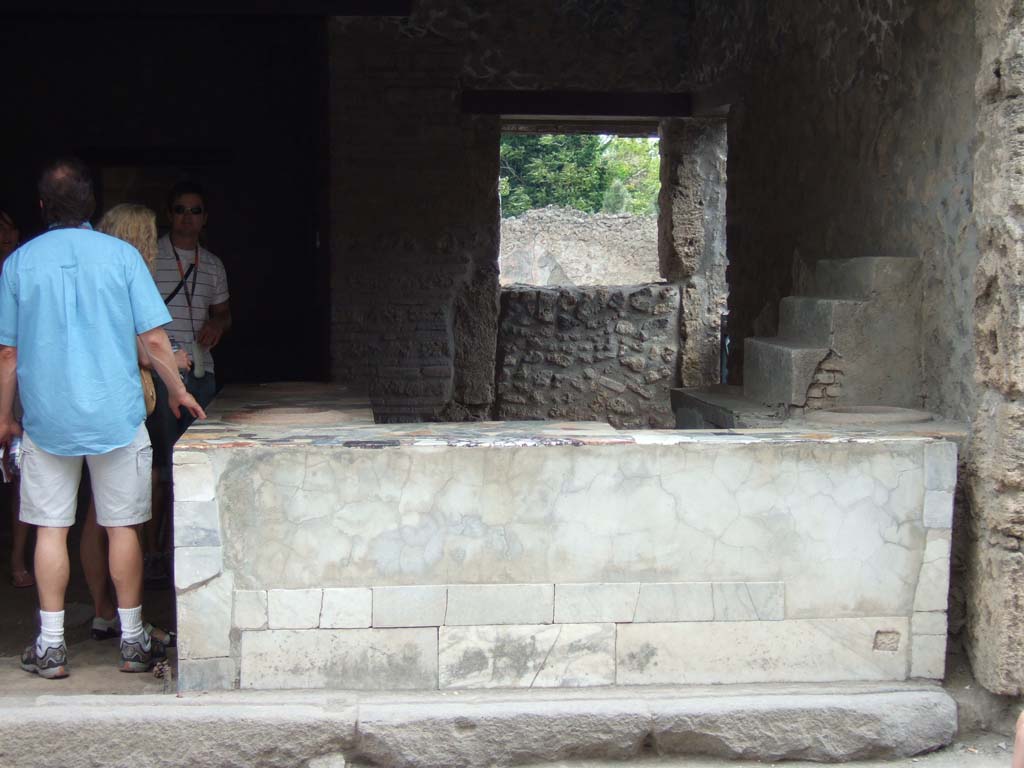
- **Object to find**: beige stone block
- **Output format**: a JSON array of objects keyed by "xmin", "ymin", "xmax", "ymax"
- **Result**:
[
  {"xmin": 445, "ymin": 584, "xmax": 553, "ymax": 626},
  {"xmin": 912, "ymin": 611, "xmax": 947, "ymax": 637},
  {"xmin": 634, "ymin": 583, "xmax": 713, "ymax": 622},
  {"xmin": 178, "ymin": 572, "xmax": 233, "ymax": 659},
  {"xmin": 712, "ymin": 582, "xmax": 785, "ymax": 621},
  {"xmin": 439, "ymin": 623, "xmax": 614, "ymax": 688},
  {"xmin": 240, "ymin": 628, "xmax": 438, "ymax": 690},
  {"xmin": 913, "ymin": 531, "xmax": 952, "ymax": 612},
  {"xmin": 554, "ymin": 583, "xmax": 639, "ymax": 623},
  {"xmin": 911, "ymin": 634, "xmax": 947, "ymax": 680},
  {"xmin": 233, "ymin": 590, "xmax": 268, "ymax": 631},
  {"xmin": 174, "ymin": 458, "xmax": 216, "ymax": 502},
  {"xmin": 373, "ymin": 585, "xmax": 446, "ymax": 627},
  {"xmin": 321, "ymin": 588, "xmax": 372, "ymax": 629},
  {"xmin": 617, "ymin": 617, "xmax": 909, "ymax": 685},
  {"xmin": 268, "ymin": 588, "xmax": 323, "ymax": 629},
  {"xmin": 174, "ymin": 546, "xmax": 223, "ymax": 591}
]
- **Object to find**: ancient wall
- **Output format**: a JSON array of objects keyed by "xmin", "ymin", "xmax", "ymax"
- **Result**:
[
  {"xmin": 964, "ymin": 1, "xmax": 1024, "ymax": 696},
  {"xmin": 496, "ymin": 285, "xmax": 679, "ymax": 428},
  {"xmin": 499, "ymin": 208, "xmax": 659, "ymax": 287},
  {"xmin": 328, "ymin": 19, "xmax": 500, "ymax": 422},
  {"xmin": 705, "ymin": 1, "xmax": 978, "ymax": 425}
]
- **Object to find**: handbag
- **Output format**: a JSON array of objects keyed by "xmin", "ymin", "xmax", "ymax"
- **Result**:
[{"xmin": 140, "ymin": 367, "xmax": 157, "ymax": 416}]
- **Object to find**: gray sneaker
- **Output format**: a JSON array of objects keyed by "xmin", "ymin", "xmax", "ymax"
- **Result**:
[
  {"xmin": 118, "ymin": 634, "xmax": 167, "ymax": 673},
  {"xmin": 21, "ymin": 643, "xmax": 69, "ymax": 679}
]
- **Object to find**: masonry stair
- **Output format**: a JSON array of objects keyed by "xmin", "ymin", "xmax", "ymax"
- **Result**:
[{"xmin": 743, "ymin": 257, "xmax": 921, "ymax": 409}]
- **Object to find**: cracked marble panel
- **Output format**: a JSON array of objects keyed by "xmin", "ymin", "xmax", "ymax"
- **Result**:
[
  {"xmin": 373, "ymin": 585, "xmax": 446, "ymax": 627},
  {"xmin": 174, "ymin": 500, "xmax": 221, "ymax": 547},
  {"xmin": 268, "ymin": 589, "xmax": 323, "ymax": 629},
  {"xmin": 240, "ymin": 628, "xmax": 437, "ymax": 690},
  {"xmin": 178, "ymin": 572, "xmax": 233, "ymax": 660},
  {"xmin": 175, "ymin": 546, "xmax": 223, "ymax": 591},
  {"xmin": 321, "ymin": 587, "xmax": 372, "ymax": 628},
  {"xmin": 913, "ymin": 530, "xmax": 952, "ymax": 612},
  {"xmin": 439, "ymin": 623, "xmax": 614, "ymax": 688},
  {"xmin": 554, "ymin": 583, "xmax": 640, "ymax": 623},
  {"xmin": 217, "ymin": 440, "xmax": 937, "ymax": 622},
  {"xmin": 617, "ymin": 617, "xmax": 910, "ymax": 685},
  {"xmin": 233, "ymin": 590, "xmax": 268, "ymax": 630},
  {"xmin": 445, "ymin": 584, "xmax": 553, "ymax": 625},
  {"xmin": 712, "ymin": 582, "xmax": 785, "ymax": 621},
  {"xmin": 634, "ymin": 583, "xmax": 713, "ymax": 622}
]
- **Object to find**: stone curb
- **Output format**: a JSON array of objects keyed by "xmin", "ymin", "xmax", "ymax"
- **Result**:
[{"xmin": 0, "ymin": 683, "xmax": 956, "ymax": 768}]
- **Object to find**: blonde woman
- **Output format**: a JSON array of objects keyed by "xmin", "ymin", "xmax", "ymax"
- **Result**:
[{"xmin": 81, "ymin": 204, "xmax": 180, "ymax": 646}]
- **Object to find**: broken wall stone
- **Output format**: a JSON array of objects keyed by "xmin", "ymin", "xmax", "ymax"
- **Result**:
[{"xmin": 496, "ymin": 284, "xmax": 680, "ymax": 428}]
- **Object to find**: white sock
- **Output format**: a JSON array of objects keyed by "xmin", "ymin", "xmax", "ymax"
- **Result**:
[
  {"xmin": 118, "ymin": 606, "xmax": 148, "ymax": 648},
  {"xmin": 38, "ymin": 609, "xmax": 64, "ymax": 652}
]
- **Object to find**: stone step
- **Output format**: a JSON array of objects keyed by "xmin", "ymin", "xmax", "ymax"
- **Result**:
[
  {"xmin": 0, "ymin": 683, "xmax": 957, "ymax": 767},
  {"xmin": 743, "ymin": 337, "xmax": 829, "ymax": 407},
  {"xmin": 815, "ymin": 257, "xmax": 921, "ymax": 299},
  {"xmin": 777, "ymin": 295, "xmax": 864, "ymax": 346}
]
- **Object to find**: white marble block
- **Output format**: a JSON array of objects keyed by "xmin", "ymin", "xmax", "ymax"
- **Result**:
[
  {"xmin": 175, "ymin": 546, "xmax": 224, "ymax": 591},
  {"xmin": 321, "ymin": 588, "xmax": 372, "ymax": 629},
  {"xmin": 634, "ymin": 583, "xmax": 713, "ymax": 622},
  {"xmin": 240, "ymin": 628, "xmax": 438, "ymax": 690},
  {"xmin": 233, "ymin": 589, "xmax": 268, "ymax": 630},
  {"xmin": 174, "ymin": 456, "xmax": 217, "ymax": 502},
  {"xmin": 373, "ymin": 585, "xmax": 447, "ymax": 627},
  {"xmin": 912, "ymin": 611, "xmax": 948, "ymax": 637},
  {"xmin": 913, "ymin": 531, "xmax": 952, "ymax": 612},
  {"xmin": 554, "ymin": 583, "xmax": 640, "ymax": 623},
  {"xmin": 923, "ymin": 490, "xmax": 954, "ymax": 529},
  {"xmin": 178, "ymin": 657, "xmax": 235, "ymax": 692},
  {"xmin": 911, "ymin": 634, "xmax": 947, "ymax": 680},
  {"xmin": 712, "ymin": 582, "xmax": 785, "ymax": 621},
  {"xmin": 445, "ymin": 584, "xmax": 553, "ymax": 625},
  {"xmin": 174, "ymin": 500, "xmax": 222, "ymax": 547},
  {"xmin": 439, "ymin": 623, "xmax": 615, "ymax": 688},
  {"xmin": 616, "ymin": 617, "xmax": 910, "ymax": 685},
  {"xmin": 924, "ymin": 442, "xmax": 957, "ymax": 491},
  {"xmin": 268, "ymin": 588, "xmax": 323, "ymax": 629},
  {"xmin": 178, "ymin": 572, "xmax": 234, "ymax": 660}
]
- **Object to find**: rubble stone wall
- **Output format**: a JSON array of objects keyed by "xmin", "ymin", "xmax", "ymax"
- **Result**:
[
  {"xmin": 496, "ymin": 284, "xmax": 680, "ymax": 428},
  {"xmin": 499, "ymin": 208, "xmax": 659, "ymax": 287},
  {"xmin": 964, "ymin": 2, "xmax": 1024, "ymax": 696}
]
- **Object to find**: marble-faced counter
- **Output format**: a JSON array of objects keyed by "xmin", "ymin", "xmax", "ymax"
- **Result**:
[{"xmin": 173, "ymin": 384, "xmax": 956, "ymax": 692}]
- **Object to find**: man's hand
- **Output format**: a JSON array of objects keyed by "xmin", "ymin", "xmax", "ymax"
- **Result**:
[
  {"xmin": 197, "ymin": 301, "xmax": 231, "ymax": 349},
  {"xmin": 169, "ymin": 389, "xmax": 206, "ymax": 421},
  {"xmin": 174, "ymin": 347, "xmax": 192, "ymax": 371}
]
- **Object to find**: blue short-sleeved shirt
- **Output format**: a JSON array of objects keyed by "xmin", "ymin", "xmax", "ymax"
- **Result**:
[{"xmin": 0, "ymin": 228, "xmax": 172, "ymax": 456}]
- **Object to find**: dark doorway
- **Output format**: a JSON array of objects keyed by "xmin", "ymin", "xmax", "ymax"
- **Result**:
[{"xmin": 1, "ymin": 14, "xmax": 330, "ymax": 383}]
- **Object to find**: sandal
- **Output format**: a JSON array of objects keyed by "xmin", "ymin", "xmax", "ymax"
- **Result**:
[{"xmin": 11, "ymin": 569, "xmax": 34, "ymax": 588}]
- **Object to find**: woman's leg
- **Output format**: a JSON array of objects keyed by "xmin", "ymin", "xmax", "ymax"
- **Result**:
[
  {"xmin": 10, "ymin": 478, "xmax": 34, "ymax": 586},
  {"xmin": 80, "ymin": 498, "xmax": 116, "ymax": 621}
]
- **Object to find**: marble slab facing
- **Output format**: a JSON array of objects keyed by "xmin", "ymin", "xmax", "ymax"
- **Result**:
[
  {"xmin": 439, "ymin": 624, "xmax": 615, "ymax": 688},
  {"xmin": 554, "ymin": 583, "xmax": 640, "ymax": 623},
  {"xmin": 634, "ymin": 583, "xmax": 713, "ymax": 622},
  {"xmin": 268, "ymin": 588, "xmax": 323, "ymax": 630},
  {"xmin": 321, "ymin": 587, "xmax": 372, "ymax": 629},
  {"xmin": 233, "ymin": 589, "xmax": 268, "ymax": 631},
  {"xmin": 373, "ymin": 585, "xmax": 447, "ymax": 628},
  {"xmin": 445, "ymin": 584, "xmax": 554, "ymax": 626},
  {"xmin": 616, "ymin": 618, "xmax": 910, "ymax": 685},
  {"xmin": 240, "ymin": 628, "xmax": 438, "ymax": 690},
  {"xmin": 177, "ymin": 572, "xmax": 233, "ymax": 660}
]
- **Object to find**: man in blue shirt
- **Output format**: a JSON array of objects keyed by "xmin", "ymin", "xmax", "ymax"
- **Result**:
[{"xmin": 0, "ymin": 158, "xmax": 205, "ymax": 679}]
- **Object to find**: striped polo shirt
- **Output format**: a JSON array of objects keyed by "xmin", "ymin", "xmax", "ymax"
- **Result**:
[{"xmin": 154, "ymin": 234, "xmax": 229, "ymax": 374}]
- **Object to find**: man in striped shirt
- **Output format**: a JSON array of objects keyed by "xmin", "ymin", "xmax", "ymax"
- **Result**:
[{"xmin": 145, "ymin": 180, "xmax": 230, "ymax": 583}]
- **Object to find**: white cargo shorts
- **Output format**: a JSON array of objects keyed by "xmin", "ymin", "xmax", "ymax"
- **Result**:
[{"xmin": 19, "ymin": 424, "xmax": 153, "ymax": 528}]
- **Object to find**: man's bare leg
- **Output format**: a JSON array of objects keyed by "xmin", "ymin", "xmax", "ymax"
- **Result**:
[
  {"xmin": 106, "ymin": 525, "xmax": 143, "ymax": 609},
  {"xmin": 34, "ymin": 526, "xmax": 70, "ymax": 612},
  {"xmin": 1013, "ymin": 711, "xmax": 1024, "ymax": 768}
]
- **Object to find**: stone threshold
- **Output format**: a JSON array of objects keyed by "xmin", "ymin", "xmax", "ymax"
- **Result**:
[{"xmin": 0, "ymin": 681, "xmax": 956, "ymax": 767}]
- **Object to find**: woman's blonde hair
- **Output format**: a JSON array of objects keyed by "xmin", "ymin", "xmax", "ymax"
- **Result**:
[{"xmin": 97, "ymin": 203, "xmax": 158, "ymax": 273}]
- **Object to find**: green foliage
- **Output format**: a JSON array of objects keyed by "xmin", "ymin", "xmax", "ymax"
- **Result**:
[{"xmin": 500, "ymin": 134, "xmax": 660, "ymax": 218}]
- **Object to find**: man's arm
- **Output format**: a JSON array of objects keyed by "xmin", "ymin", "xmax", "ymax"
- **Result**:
[
  {"xmin": 0, "ymin": 345, "xmax": 20, "ymax": 443},
  {"xmin": 197, "ymin": 300, "xmax": 231, "ymax": 349},
  {"xmin": 139, "ymin": 327, "xmax": 206, "ymax": 420}
]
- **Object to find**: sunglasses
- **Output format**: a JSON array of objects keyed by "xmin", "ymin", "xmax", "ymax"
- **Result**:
[{"xmin": 172, "ymin": 205, "xmax": 204, "ymax": 215}]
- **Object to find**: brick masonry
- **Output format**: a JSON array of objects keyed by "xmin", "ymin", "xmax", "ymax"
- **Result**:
[{"xmin": 496, "ymin": 284, "xmax": 680, "ymax": 427}]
